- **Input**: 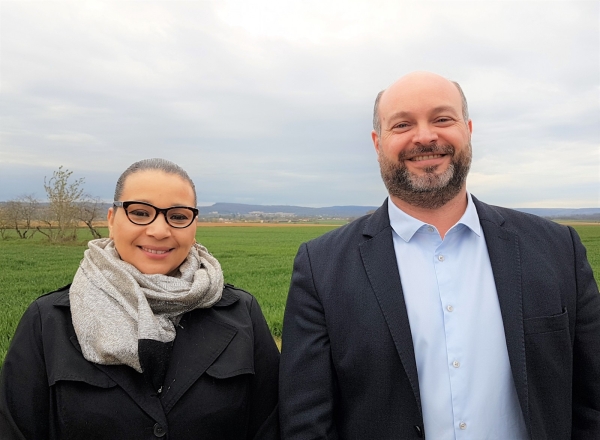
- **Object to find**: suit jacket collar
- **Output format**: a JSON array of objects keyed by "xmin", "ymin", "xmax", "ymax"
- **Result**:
[
  {"xmin": 359, "ymin": 197, "xmax": 530, "ymax": 434},
  {"xmin": 359, "ymin": 198, "xmax": 423, "ymax": 414},
  {"xmin": 472, "ymin": 196, "xmax": 531, "ymax": 437}
]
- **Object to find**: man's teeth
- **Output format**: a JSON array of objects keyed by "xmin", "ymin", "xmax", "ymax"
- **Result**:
[
  {"xmin": 143, "ymin": 248, "xmax": 168, "ymax": 254},
  {"xmin": 412, "ymin": 154, "xmax": 443, "ymax": 161}
]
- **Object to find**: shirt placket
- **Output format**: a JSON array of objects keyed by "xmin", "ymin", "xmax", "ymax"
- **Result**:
[{"xmin": 434, "ymin": 232, "xmax": 468, "ymax": 439}]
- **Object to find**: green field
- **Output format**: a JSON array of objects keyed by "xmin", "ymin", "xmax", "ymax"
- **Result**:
[{"xmin": 1, "ymin": 223, "xmax": 599, "ymax": 363}]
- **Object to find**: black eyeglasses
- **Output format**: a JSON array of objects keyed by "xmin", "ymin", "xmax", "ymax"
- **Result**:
[{"xmin": 113, "ymin": 201, "xmax": 198, "ymax": 228}]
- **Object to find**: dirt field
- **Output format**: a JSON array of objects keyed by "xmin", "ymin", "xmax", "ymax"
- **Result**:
[{"xmin": 92, "ymin": 221, "xmax": 344, "ymax": 228}]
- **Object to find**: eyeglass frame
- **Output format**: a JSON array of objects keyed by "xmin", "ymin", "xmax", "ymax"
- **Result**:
[{"xmin": 113, "ymin": 201, "xmax": 199, "ymax": 229}]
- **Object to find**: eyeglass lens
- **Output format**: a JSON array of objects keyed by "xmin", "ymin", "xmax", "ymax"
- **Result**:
[{"xmin": 125, "ymin": 203, "xmax": 195, "ymax": 227}]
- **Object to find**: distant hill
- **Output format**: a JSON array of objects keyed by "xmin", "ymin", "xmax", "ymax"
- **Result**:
[
  {"xmin": 199, "ymin": 203, "xmax": 600, "ymax": 220},
  {"xmin": 515, "ymin": 207, "xmax": 600, "ymax": 220},
  {"xmin": 1, "ymin": 201, "xmax": 598, "ymax": 221},
  {"xmin": 199, "ymin": 203, "xmax": 377, "ymax": 218}
]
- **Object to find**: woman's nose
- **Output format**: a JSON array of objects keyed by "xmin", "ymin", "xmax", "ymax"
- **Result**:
[{"xmin": 145, "ymin": 214, "xmax": 172, "ymax": 239}]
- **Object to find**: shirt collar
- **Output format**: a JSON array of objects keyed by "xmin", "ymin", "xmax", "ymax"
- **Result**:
[{"xmin": 388, "ymin": 192, "xmax": 482, "ymax": 242}]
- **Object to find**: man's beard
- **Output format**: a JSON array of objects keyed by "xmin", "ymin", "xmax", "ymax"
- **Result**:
[{"xmin": 378, "ymin": 142, "xmax": 472, "ymax": 209}]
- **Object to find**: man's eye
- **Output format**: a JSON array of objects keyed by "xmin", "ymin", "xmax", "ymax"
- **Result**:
[
  {"xmin": 394, "ymin": 123, "xmax": 409, "ymax": 129},
  {"xmin": 436, "ymin": 117, "xmax": 452, "ymax": 123}
]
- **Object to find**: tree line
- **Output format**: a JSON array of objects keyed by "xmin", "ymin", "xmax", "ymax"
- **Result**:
[{"xmin": 0, "ymin": 166, "xmax": 104, "ymax": 242}]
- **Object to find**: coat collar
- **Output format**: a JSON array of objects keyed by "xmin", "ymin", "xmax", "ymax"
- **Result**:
[
  {"xmin": 359, "ymin": 198, "xmax": 423, "ymax": 414},
  {"xmin": 57, "ymin": 285, "xmax": 241, "ymax": 421}
]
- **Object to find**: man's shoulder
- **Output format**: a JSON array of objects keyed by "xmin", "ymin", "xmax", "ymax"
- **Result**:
[{"xmin": 474, "ymin": 198, "xmax": 572, "ymax": 237}]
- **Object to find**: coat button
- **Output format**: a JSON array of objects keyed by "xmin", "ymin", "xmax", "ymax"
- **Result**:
[
  {"xmin": 414, "ymin": 425, "xmax": 424, "ymax": 438},
  {"xmin": 153, "ymin": 423, "xmax": 166, "ymax": 438}
]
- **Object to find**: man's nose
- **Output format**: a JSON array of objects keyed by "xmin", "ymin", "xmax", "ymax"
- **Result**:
[{"xmin": 412, "ymin": 124, "xmax": 438, "ymax": 145}]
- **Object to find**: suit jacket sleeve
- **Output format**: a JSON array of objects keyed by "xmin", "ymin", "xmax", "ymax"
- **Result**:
[
  {"xmin": 280, "ymin": 243, "xmax": 339, "ymax": 439},
  {"xmin": 570, "ymin": 226, "xmax": 600, "ymax": 438},
  {"xmin": 0, "ymin": 301, "xmax": 49, "ymax": 440}
]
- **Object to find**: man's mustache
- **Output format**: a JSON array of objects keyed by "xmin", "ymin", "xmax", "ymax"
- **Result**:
[{"xmin": 398, "ymin": 144, "xmax": 455, "ymax": 161}]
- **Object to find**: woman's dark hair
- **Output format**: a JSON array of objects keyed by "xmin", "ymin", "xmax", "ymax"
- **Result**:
[{"xmin": 114, "ymin": 158, "xmax": 197, "ymax": 205}]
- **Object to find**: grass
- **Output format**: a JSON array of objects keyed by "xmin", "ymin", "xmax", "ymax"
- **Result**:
[
  {"xmin": 0, "ymin": 225, "xmax": 338, "ymax": 361},
  {"xmin": 0, "ymin": 222, "xmax": 599, "ymax": 363}
]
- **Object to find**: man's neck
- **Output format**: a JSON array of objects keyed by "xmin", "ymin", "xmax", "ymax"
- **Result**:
[{"xmin": 389, "ymin": 189, "xmax": 468, "ymax": 239}]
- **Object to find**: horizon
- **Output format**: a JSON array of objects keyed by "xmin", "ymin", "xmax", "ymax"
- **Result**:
[{"xmin": 1, "ymin": 199, "xmax": 598, "ymax": 211}]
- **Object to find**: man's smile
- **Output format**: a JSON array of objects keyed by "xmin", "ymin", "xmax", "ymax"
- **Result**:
[{"xmin": 409, "ymin": 154, "xmax": 446, "ymax": 162}]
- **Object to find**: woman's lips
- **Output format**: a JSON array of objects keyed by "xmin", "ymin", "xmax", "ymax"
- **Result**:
[{"xmin": 139, "ymin": 246, "xmax": 173, "ymax": 257}]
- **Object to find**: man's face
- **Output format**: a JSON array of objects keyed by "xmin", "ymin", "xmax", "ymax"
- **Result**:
[{"xmin": 372, "ymin": 72, "xmax": 473, "ymax": 209}]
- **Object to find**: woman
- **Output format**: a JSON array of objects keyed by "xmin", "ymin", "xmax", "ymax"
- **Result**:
[{"xmin": 0, "ymin": 158, "xmax": 280, "ymax": 439}]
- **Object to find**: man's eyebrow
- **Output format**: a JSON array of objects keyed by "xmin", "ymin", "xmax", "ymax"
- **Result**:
[
  {"xmin": 387, "ymin": 111, "xmax": 412, "ymax": 121},
  {"xmin": 430, "ymin": 105, "xmax": 460, "ymax": 115},
  {"xmin": 387, "ymin": 106, "xmax": 460, "ymax": 122}
]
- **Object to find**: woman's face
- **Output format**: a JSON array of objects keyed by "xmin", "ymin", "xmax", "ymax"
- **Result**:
[{"xmin": 107, "ymin": 170, "xmax": 197, "ymax": 275}]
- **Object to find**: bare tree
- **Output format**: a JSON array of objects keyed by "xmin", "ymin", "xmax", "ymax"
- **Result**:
[
  {"xmin": 0, "ymin": 204, "xmax": 9, "ymax": 239},
  {"xmin": 78, "ymin": 195, "xmax": 105, "ymax": 239},
  {"xmin": 37, "ymin": 166, "xmax": 84, "ymax": 242},
  {"xmin": 1, "ymin": 195, "xmax": 39, "ymax": 239}
]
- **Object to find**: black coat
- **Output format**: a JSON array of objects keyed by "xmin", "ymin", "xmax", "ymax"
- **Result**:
[
  {"xmin": 280, "ymin": 197, "xmax": 600, "ymax": 439},
  {"xmin": 0, "ymin": 284, "xmax": 280, "ymax": 440}
]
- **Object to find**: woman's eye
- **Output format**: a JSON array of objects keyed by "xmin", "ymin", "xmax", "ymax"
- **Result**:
[
  {"xmin": 170, "ymin": 213, "xmax": 189, "ymax": 221},
  {"xmin": 129, "ymin": 209, "xmax": 151, "ymax": 217}
]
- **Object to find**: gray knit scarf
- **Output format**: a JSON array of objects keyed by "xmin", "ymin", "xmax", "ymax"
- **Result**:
[{"xmin": 70, "ymin": 238, "xmax": 224, "ymax": 373}]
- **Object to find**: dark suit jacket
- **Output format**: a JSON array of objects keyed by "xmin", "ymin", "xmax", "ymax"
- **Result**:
[
  {"xmin": 1, "ymin": 284, "xmax": 280, "ymax": 440},
  {"xmin": 280, "ymin": 197, "xmax": 600, "ymax": 440}
]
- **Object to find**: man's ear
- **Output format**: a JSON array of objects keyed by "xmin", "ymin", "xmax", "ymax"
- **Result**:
[{"xmin": 371, "ymin": 130, "xmax": 380, "ymax": 155}]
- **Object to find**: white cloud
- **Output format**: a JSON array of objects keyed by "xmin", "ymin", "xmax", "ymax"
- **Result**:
[{"xmin": 0, "ymin": 0, "xmax": 598, "ymax": 207}]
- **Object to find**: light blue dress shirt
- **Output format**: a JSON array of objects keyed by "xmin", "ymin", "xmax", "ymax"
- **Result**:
[{"xmin": 388, "ymin": 193, "xmax": 528, "ymax": 440}]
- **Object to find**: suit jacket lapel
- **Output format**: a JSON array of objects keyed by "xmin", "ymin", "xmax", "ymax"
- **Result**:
[
  {"xmin": 473, "ymin": 197, "xmax": 531, "ymax": 434},
  {"xmin": 359, "ymin": 199, "xmax": 422, "ymax": 414}
]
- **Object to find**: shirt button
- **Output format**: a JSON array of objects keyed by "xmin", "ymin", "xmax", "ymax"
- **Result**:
[
  {"xmin": 153, "ymin": 423, "xmax": 166, "ymax": 438},
  {"xmin": 446, "ymin": 305, "xmax": 454, "ymax": 312},
  {"xmin": 459, "ymin": 422, "xmax": 467, "ymax": 430},
  {"xmin": 452, "ymin": 360, "xmax": 460, "ymax": 368},
  {"xmin": 427, "ymin": 226, "xmax": 434, "ymax": 232},
  {"xmin": 438, "ymin": 255, "xmax": 445, "ymax": 262}
]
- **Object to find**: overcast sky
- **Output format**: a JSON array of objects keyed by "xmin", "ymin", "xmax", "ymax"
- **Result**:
[{"xmin": 1, "ymin": 1, "xmax": 598, "ymax": 208}]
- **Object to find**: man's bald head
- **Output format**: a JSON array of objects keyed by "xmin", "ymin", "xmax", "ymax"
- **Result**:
[{"xmin": 373, "ymin": 72, "xmax": 469, "ymax": 136}]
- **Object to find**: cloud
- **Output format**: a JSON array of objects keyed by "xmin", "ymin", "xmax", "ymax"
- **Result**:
[{"xmin": 0, "ymin": 1, "xmax": 598, "ymax": 208}]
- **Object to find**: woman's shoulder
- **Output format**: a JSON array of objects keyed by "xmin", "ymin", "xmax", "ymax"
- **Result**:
[
  {"xmin": 32, "ymin": 284, "xmax": 72, "ymax": 309},
  {"xmin": 214, "ymin": 283, "xmax": 256, "ymax": 309}
]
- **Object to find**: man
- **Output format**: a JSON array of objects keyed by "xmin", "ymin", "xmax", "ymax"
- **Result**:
[{"xmin": 279, "ymin": 71, "xmax": 600, "ymax": 439}]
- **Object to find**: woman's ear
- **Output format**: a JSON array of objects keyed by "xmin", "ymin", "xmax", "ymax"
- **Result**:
[{"xmin": 107, "ymin": 207, "xmax": 115, "ymax": 239}]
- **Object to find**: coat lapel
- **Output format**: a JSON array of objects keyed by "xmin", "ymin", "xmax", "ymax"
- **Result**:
[
  {"xmin": 158, "ymin": 290, "xmax": 239, "ymax": 413},
  {"xmin": 359, "ymin": 199, "xmax": 422, "ymax": 414},
  {"xmin": 473, "ymin": 197, "xmax": 531, "ymax": 434},
  {"xmin": 62, "ymin": 288, "xmax": 240, "ymax": 423},
  {"xmin": 58, "ymin": 290, "xmax": 168, "ymax": 426}
]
